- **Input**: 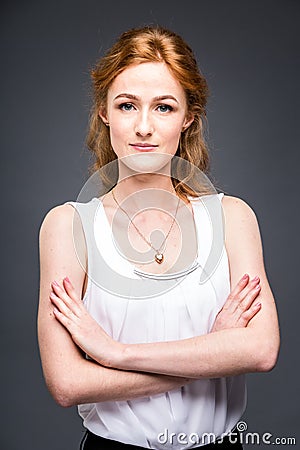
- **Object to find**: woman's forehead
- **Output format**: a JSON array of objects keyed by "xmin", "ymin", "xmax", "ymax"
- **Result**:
[{"xmin": 108, "ymin": 62, "xmax": 186, "ymax": 101}]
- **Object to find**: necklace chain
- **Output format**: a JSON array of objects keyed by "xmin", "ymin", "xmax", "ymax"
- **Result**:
[{"xmin": 111, "ymin": 189, "xmax": 180, "ymax": 264}]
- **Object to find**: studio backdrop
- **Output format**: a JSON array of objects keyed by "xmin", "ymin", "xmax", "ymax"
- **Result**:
[{"xmin": 1, "ymin": 1, "xmax": 299, "ymax": 449}]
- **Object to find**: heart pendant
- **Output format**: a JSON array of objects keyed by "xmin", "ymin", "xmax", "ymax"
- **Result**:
[{"xmin": 155, "ymin": 253, "xmax": 164, "ymax": 264}]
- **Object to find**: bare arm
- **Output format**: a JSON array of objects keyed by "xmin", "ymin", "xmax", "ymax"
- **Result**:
[
  {"xmin": 50, "ymin": 196, "xmax": 279, "ymax": 378},
  {"xmin": 115, "ymin": 196, "xmax": 280, "ymax": 377},
  {"xmin": 37, "ymin": 204, "xmax": 190, "ymax": 407},
  {"xmin": 113, "ymin": 196, "xmax": 280, "ymax": 377}
]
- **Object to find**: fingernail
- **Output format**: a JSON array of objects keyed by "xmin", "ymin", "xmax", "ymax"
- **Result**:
[
  {"xmin": 255, "ymin": 284, "xmax": 261, "ymax": 290},
  {"xmin": 64, "ymin": 276, "xmax": 70, "ymax": 283},
  {"xmin": 255, "ymin": 302, "xmax": 261, "ymax": 308},
  {"xmin": 253, "ymin": 276, "xmax": 259, "ymax": 281},
  {"xmin": 52, "ymin": 280, "xmax": 60, "ymax": 287},
  {"xmin": 242, "ymin": 274, "xmax": 249, "ymax": 280}
]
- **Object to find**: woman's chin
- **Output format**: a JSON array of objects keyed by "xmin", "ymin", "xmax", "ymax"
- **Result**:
[{"xmin": 118, "ymin": 152, "xmax": 173, "ymax": 175}]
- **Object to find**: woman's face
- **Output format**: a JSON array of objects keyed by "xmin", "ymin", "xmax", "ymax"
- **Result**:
[{"xmin": 100, "ymin": 62, "xmax": 193, "ymax": 171}]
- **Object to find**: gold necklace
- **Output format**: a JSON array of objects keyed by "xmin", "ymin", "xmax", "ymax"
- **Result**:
[{"xmin": 111, "ymin": 189, "xmax": 180, "ymax": 264}]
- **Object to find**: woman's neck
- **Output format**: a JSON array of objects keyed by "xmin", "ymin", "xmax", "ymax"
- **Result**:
[
  {"xmin": 112, "ymin": 156, "xmax": 181, "ymax": 206},
  {"xmin": 112, "ymin": 173, "xmax": 180, "ymax": 212},
  {"xmin": 116, "ymin": 173, "xmax": 175, "ymax": 196}
]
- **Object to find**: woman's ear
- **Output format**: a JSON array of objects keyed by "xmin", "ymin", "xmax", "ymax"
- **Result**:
[
  {"xmin": 182, "ymin": 113, "xmax": 194, "ymax": 132},
  {"xmin": 99, "ymin": 108, "xmax": 109, "ymax": 126}
]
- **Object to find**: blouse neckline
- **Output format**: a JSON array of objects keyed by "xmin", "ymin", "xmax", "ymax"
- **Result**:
[{"xmin": 91, "ymin": 196, "xmax": 202, "ymax": 280}]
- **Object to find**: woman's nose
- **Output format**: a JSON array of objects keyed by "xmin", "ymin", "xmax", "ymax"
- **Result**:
[{"xmin": 134, "ymin": 111, "xmax": 154, "ymax": 136}]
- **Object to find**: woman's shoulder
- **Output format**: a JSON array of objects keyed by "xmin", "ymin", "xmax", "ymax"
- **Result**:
[
  {"xmin": 39, "ymin": 198, "xmax": 100, "ymax": 246},
  {"xmin": 41, "ymin": 201, "xmax": 76, "ymax": 221},
  {"xmin": 221, "ymin": 194, "xmax": 257, "ymax": 220},
  {"xmin": 40, "ymin": 197, "xmax": 97, "ymax": 225},
  {"xmin": 193, "ymin": 192, "xmax": 257, "ymax": 220},
  {"xmin": 221, "ymin": 194, "xmax": 260, "ymax": 242},
  {"xmin": 39, "ymin": 201, "xmax": 79, "ymax": 239}
]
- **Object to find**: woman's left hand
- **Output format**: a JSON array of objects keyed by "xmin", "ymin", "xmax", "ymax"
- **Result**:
[
  {"xmin": 210, "ymin": 274, "xmax": 261, "ymax": 333},
  {"xmin": 50, "ymin": 277, "xmax": 121, "ymax": 367}
]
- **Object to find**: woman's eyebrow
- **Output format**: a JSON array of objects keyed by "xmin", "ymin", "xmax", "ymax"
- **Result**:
[
  {"xmin": 114, "ymin": 93, "xmax": 139, "ymax": 101},
  {"xmin": 113, "ymin": 93, "xmax": 179, "ymax": 103},
  {"xmin": 154, "ymin": 95, "xmax": 179, "ymax": 103}
]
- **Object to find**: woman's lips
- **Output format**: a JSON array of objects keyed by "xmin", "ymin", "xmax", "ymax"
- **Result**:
[{"xmin": 129, "ymin": 143, "xmax": 158, "ymax": 152}]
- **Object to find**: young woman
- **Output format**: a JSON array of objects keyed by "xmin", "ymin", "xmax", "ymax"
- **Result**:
[{"xmin": 38, "ymin": 26, "xmax": 280, "ymax": 449}]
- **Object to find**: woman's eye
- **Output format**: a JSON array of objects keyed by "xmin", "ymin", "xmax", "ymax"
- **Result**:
[
  {"xmin": 157, "ymin": 104, "xmax": 173, "ymax": 113},
  {"xmin": 119, "ymin": 103, "xmax": 134, "ymax": 111}
]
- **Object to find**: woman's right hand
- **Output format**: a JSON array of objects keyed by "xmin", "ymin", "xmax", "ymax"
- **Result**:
[{"xmin": 211, "ymin": 274, "xmax": 262, "ymax": 332}]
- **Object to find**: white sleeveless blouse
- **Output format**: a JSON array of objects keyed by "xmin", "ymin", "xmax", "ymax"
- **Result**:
[{"xmin": 65, "ymin": 193, "xmax": 246, "ymax": 449}]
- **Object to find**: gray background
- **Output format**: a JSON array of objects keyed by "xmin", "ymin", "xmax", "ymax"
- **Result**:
[{"xmin": 1, "ymin": 0, "xmax": 299, "ymax": 449}]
